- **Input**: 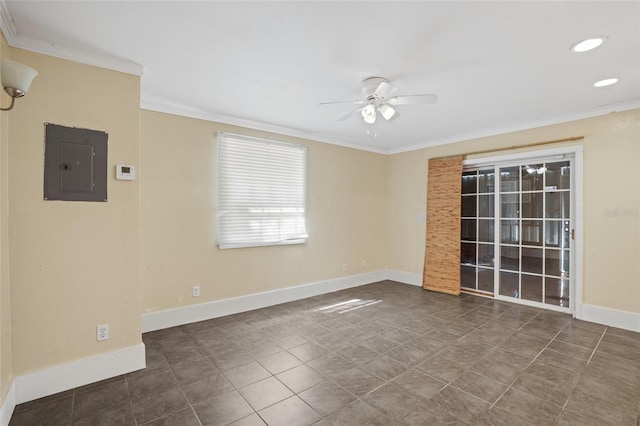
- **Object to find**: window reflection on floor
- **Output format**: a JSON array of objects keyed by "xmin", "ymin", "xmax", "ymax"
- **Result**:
[{"xmin": 317, "ymin": 298, "xmax": 382, "ymax": 314}]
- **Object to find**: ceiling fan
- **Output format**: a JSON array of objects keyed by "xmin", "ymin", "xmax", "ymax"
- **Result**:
[{"xmin": 319, "ymin": 76, "xmax": 438, "ymax": 124}]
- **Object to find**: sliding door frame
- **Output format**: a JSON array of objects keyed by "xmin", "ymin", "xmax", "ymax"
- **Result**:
[{"xmin": 463, "ymin": 146, "xmax": 583, "ymax": 317}]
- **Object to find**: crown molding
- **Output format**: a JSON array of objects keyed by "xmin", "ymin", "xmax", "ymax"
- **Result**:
[
  {"xmin": 143, "ymin": 95, "xmax": 640, "ymax": 157},
  {"xmin": 8, "ymin": 34, "xmax": 144, "ymax": 76},
  {"xmin": 142, "ymin": 95, "xmax": 640, "ymax": 157},
  {"xmin": 0, "ymin": 0, "xmax": 16, "ymax": 42},
  {"xmin": 140, "ymin": 95, "xmax": 388, "ymax": 155},
  {"xmin": 0, "ymin": 0, "xmax": 143, "ymax": 76},
  {"xmin": 388, "ymin": 99, "xmax": 640, "ymax": 155}
]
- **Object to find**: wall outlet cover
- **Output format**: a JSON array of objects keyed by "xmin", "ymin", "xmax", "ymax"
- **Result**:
[{"xmin": 96, "ymin": 324, "xmax": 109, "ymax": 341}]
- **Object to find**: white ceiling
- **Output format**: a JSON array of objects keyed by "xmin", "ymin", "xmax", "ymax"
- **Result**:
[{"xmin": 2, "ymin": 1, "xmax": 639, "ymax": 153}]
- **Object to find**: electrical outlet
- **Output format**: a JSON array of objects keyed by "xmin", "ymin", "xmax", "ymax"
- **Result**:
[
  {"xmin": 96, "ymin": 324, "xmax": 109, "ymax": 341},
  {"xmin": 342, "ymin": 263, "xmax": 347, "ymax": 272},
  {"xmin": 361, "ymin": 260, "xmax": 368, "ymax": 268},
  {"xmin": 192, "ymin": 285, "xmax": 200, "ymax": 298}
]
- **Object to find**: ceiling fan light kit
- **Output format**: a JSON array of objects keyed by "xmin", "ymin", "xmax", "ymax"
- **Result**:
[
  {"xmin": 320, "ymin": 76, "xmax": 438, "ymax": 124},
  {"xmin": 378, "ymin": 104, "xmax": 396, "ymax": 120},
  {"xmin": 361, "ymin": 103, "xmax": 376, "ymax": 123}
]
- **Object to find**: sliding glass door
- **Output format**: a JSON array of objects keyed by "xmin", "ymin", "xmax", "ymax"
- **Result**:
[{"xmin": 460, "ymin": 156, "xmax": 574, "ymax": 312}]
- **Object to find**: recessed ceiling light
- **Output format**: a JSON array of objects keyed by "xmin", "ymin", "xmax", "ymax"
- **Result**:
[
  {"xmin": 594, "ymin": 78, "xmax": 619, "ymax": 87},
  {"xmin": 571, "ymin": 37, "xmax": 607, "ymax": 53}
]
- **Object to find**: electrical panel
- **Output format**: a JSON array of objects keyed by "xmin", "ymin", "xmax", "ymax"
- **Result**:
[{"xmin": 43, "ymin": 123, "xmax": 108, "ymax": 202}]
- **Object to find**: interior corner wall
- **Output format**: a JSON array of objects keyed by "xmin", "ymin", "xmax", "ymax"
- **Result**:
[
  {"xmin": 140, "ymin": 110, "xmax": 388, "ymax": 314},
  {"xmin": 7, "ymin": 48, "xmax": 142, "ymax": 377},
  {"xmin": 388, "ymin": 109, "xmax": 640, "ymax": 315},
  {"xmin": 0, "ymin": 34, "xmax": 12, "ymax": 407}
]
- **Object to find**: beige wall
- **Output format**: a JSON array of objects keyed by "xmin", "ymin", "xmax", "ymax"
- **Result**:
[
  {"xmin": 7, "ymin": 49, "xmax": 141, "ymax": 376},
  {"xmin": 140, "ymin": 110, "xmax": 388, "ymax": 312},
  {"xmin": 388, "ymin": 109, "xmax": 640, "ymax": 314},
  {"xmin": 0, "ymin": 35, "xmax": 12, "ymax": 405}
]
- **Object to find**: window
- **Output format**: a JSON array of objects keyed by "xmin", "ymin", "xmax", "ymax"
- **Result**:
[{"xmin": 217, "ymin": 132, "xmax": 308, "ymax": 249}]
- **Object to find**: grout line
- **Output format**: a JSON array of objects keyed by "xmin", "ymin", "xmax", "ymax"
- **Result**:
[
  {"xmin": 529, "ymin": 327, "xmax": 564, "ymax": 365},
  {"xmin": 446, "ymin": 381, "xmax": 497, "ymax": 407},
  {"xmin": 537, "ymin": 327, "xmax": 578, "ymax": 412},
  {"xmin": 122, "ymin": 375, "xmax": 138, "ymax": 426},
  {"xmin": 516, "ymin": 311, "xmax": 543, "ymax": 331},
  {"xmin": 70, "ymin": 387, "xmax": 76, "ymax": 416},
  {"xmin": 586, "ymin": 327, "xmax": 607, "ymax": 365},
  {"xmin": 190, "ymin": 405, "xmax": 204, "ymax": 426},
  {"xmin": 129, "ymin": 402, "xmax": 139, "ymax": 426},
  {"xmin": 489, "ymin": 377, "xmax": 516, "ymax": 410}
]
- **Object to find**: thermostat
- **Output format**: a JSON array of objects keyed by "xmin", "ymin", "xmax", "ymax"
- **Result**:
[{"xmin": 116, "ymin": 164, "xmax": 136, "ymax": 181}]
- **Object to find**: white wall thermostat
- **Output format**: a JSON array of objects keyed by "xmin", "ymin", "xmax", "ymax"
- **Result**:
[{"xmin": 116, "ymin": 164, "xmax": 136, "ymax": 181}]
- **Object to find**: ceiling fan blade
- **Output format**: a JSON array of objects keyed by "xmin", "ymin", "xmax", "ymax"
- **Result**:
[
  {"xmin": 337, "ymin": 107, "xmax": 364, "ymax": 122},
  {"xmin": 319, "ymin": 100, "xmax": 367, "ymax": 106},
  {"xmin": 388, "ymin": 94, "xmax": 438, "ymax": 105},
  {"xmin": 374, "ymin": 81, "xmax": 398, "ymax": 100}
]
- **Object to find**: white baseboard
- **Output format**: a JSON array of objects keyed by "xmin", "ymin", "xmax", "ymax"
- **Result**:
[
  {"xmin": 142, "ymin": 269, "xmax": 388, "ymax": 332},
  {"xmin": 387, "ymin": 269, "xmax": 422, "ymax": 287},
  {"xmin": 15, "ymin": 343, "xmax": 145, "ymax": 405},
  {"xmin": 0, "ymin": 380, "xmax": 15, "ymax": 426},
  {"xmin": 578, "ymin": 304, "xmax": 640, "ymax": 333}
]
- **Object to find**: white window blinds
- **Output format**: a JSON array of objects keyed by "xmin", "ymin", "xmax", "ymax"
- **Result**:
[{"xmin": 217, "ymin": 132, "xmax": 308, "ymax": 249}]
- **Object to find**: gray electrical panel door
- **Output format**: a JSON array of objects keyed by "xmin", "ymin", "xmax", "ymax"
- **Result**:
[{"xmin": 44, "ymin": 123, "xmax": 108, "ymax": 202}]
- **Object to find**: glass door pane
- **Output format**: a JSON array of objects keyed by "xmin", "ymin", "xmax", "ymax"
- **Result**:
[{"xmin": 459, "ymin": 168, "xmax": 495, "ymax": 294}]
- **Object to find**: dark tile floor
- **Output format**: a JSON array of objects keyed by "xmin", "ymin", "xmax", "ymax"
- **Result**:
[{"xmin": 9, "ymin": 280, "xmax": 640, "ymax": 425}]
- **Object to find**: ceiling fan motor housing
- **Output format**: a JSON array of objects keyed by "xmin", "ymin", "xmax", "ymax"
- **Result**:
[{"xmin": 361, "ymin": 76, "xmax": 388, "ymax": 98}]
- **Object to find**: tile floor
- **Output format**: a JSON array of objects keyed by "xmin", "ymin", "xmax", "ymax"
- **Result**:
[{"xmin": 9, "ymin": 280, "xmax": 640, "ymax": 425}]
